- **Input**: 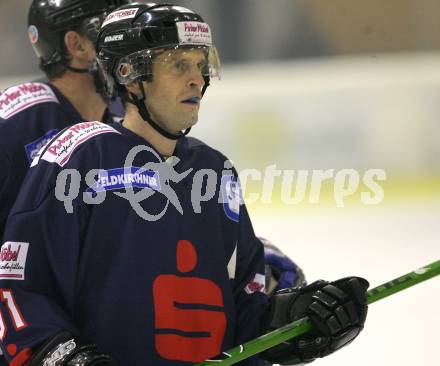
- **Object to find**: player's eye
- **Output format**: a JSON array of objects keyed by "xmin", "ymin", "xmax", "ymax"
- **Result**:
[{"xmin": 173, "ymin": 60, "xmax": 189, "ymax": 74}]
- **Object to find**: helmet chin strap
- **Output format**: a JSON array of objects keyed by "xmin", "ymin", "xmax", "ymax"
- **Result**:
[
  {"xmin": 65, "ymin": 64, "xmax": 90, "ymax": 73},
  {"xmin": 128, "ymin": 76, "xmax": 210, "ymax": 141},
  {"xmin": 65, "ymin": 61, "xmax": 112, "ymax": 103}
]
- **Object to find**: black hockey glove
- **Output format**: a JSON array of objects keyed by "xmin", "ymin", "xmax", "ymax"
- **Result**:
[
  {"xmin": 29, "ymin": 331, "xmax": 117, "ymax": 366},
  {"xmin": 261, "ymin": 277, "xmax": 369, "ymax": 365}
]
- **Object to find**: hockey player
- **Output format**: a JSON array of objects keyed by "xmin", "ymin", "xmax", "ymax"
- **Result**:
[
  {"xmin": 0, "ymin": 3, "xmax": 368, "ymax": 366},
  {"xmin": 0, "ymin": 0, "xmax": 303, "ymax": 297},
  {"xmin": 0, "ymin": 0, "xmax": 130, "ymax": 239}
]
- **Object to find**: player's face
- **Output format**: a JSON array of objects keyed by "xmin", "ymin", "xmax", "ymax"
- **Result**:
[{"xmin": 142, "ymin": 48, "xmax": 207, "ymax": 134}]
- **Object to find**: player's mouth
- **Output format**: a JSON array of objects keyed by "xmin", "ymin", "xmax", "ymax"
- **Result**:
[{"xmin": 181, "ymin": 96, "xmax": 201, "ymax": 105}]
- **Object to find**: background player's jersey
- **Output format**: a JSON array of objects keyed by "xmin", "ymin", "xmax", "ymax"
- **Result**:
[
  {"xmin": 0, "ymin": 82, "xmax": 121, "ymax": 239},
  {"xmin": 0, "ymin": 122, "xmax": 269, "ymax": 366}
]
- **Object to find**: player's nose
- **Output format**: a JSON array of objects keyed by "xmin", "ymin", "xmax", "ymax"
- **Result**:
[{"xmin": 187, "ymin": 68, "xmax": 205, "ymax": 90}]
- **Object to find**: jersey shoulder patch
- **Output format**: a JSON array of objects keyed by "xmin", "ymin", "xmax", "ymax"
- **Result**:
[
  {"xmin": 221, "ymin": 175, "xmax": 242, "ymax": 223},
  {"xmin": 0, "ymin": 82, "xmax": 59, "ymax": 119},
  {"xmin": 33, "ymin": 121, "xmax": 120, "ymax": 167}
]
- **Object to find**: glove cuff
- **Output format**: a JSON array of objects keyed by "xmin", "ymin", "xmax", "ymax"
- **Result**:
[{"xmin": 29, "ymin": 330, "xmax": 115, "ymax": 366}]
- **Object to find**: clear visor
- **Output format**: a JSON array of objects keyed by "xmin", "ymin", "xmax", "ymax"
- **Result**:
[{"xmin": 115, "ymin": 45, "xmax": 221, "ymax": 85}]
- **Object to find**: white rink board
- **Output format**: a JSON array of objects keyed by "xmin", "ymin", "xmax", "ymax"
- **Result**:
[{"xmin": 250, "ymin": 203, "xmax": 439, "ymax": 366}]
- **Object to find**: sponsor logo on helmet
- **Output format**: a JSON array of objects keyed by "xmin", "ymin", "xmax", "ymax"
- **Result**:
[
  {"xmin": 104, "ymin": 34, "xmax": 124, "ymax": 43},
  {"xmin": 0, "ymin": 242, "xmax": 29, "ymax": 281},
  {"xmin": 0, "ymin": 83, "xmax": 58, "ymax": 119},
  {"xmin": 28, "ymin": 25, "xmax": 39, "ymax": 44},
  {"xmin": 101, "ymin": 8, "xmax": 139, "ymax": 28},
  {"xmin": 176, "ymin": 22, "xmax": 212, "ymax": 46},
  {"xmin": 184, "ymin": 23, "xmax": 209, "ymax": 34}
]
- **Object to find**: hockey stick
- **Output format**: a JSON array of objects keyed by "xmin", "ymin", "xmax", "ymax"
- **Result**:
[{"xmin": 195, "ymin": 259, "xmax": 440, "ymax": 366}]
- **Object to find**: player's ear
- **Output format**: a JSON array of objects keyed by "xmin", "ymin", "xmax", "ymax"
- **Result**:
[{"xmin": 64, "ymin": 30, "xmax": 89, "ymax": 59}]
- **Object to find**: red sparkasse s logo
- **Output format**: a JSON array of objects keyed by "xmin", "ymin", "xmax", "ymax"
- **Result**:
[{"xmin": 153, "ymin": 240, "xmax": 227, "ymax": 362}]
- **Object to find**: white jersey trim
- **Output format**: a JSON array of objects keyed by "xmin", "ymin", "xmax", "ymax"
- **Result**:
[{"xmin": 33, "ymin": 121, "xmax": 120, "ymax": 167}]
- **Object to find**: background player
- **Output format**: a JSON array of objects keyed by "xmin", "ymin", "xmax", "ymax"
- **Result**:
[{"xmin": 0, "ymin": 0, "xmax": 129, "ymax": 239}]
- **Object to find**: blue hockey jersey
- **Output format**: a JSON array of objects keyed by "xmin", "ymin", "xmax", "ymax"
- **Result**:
[
  {"xmin": 0, "ymin": 121, "xmax": 269, "ymax": 366},
  {"xmin": 0, "ymin": 82, "xmax": 121, "ymax": 239}
]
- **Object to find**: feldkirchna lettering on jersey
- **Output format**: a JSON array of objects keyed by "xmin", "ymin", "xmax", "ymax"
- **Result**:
[{"xmin": 85, "ymin": 167, "xmax": 161, "ymax": 195}]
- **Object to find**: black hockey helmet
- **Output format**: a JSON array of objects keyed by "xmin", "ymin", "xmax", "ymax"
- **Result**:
[
  {"xmin": 95, "ymin": 2, "xmax": 221, "ymax": 139},
  {"xmin": 28, "ymin": 0, "xmax": 130, "ymax": 68},
  {"xmin": 96, "ymin": 2, "xmax": 220, "ymax": 90}
]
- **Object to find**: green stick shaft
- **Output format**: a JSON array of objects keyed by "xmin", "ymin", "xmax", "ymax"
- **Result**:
[{"xmin": 196, "ymin": 259, "xmax": 440, "ymax": 366}]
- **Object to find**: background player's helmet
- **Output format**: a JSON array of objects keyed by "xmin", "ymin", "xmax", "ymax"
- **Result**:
[
  {"xmin": 28, "ymin": 0, "xmax": 130, "ymax": 67},
  {"xmin": 96, "ymin": 2, "xmax": 221, "ymax": 98}
]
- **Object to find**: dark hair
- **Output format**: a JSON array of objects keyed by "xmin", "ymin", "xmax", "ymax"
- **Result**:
[{"xmin": 40, "ymin": 25, "xmax": 87, "ymax": 80}]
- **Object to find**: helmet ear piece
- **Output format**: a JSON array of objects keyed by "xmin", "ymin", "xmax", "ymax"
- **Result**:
[{"xmin": 118, "ymin": 63, "xmax": 133, "ymax": 79}]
